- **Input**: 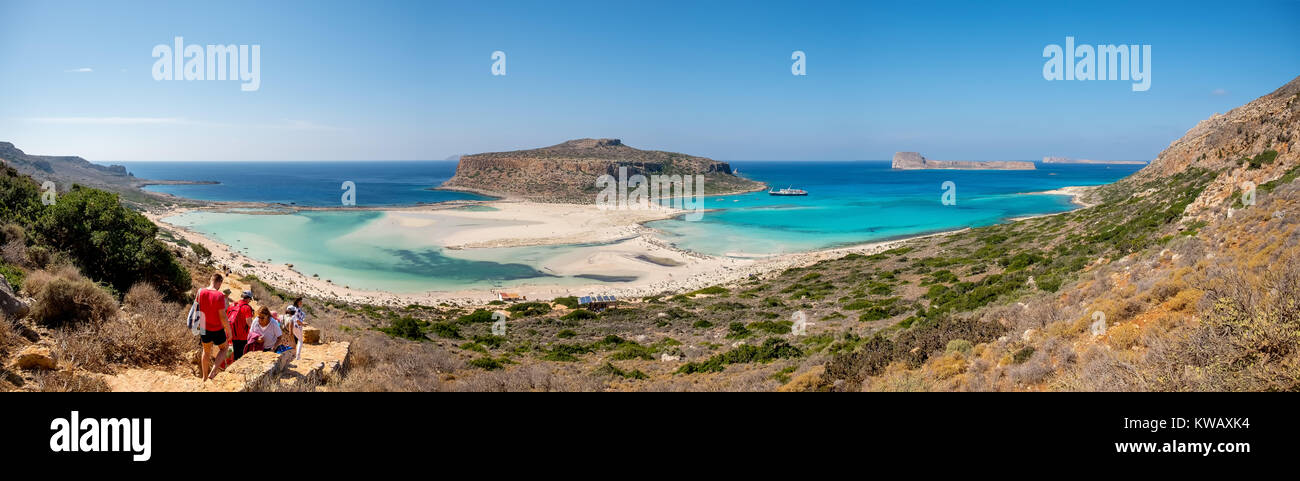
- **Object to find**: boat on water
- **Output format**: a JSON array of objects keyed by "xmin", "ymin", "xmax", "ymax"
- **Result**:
[{"xmin": 768, "ymin": 187, "xmax": 808, "ymax": 196}]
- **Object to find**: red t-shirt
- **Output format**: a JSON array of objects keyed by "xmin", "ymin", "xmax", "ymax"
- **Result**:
[{"xmin": 198, "ymin": 288, "xmax": 228, "ymax": 332}]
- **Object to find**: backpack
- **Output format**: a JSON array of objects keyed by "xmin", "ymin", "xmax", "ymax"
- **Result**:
[
  {"xmin": 186, "ymin": 290, "xmax": 206, "ymax": 335},
  {"xmin": 227, "ymin": 302, "xmax": 253, "ymax": 340}
]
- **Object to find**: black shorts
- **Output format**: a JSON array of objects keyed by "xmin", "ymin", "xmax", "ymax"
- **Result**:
[{"xmin": 201, "ymin": 329, "xmax": 226, "ymax": 346}]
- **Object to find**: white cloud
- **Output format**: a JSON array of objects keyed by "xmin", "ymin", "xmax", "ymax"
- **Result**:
[
  {"xmin": 1211, "ymin": 88, "xmax": 1228, "ymax": 96},
  {"xmin": 64, "ymin": 67, "xmax": 93, "ymax": 73},
  {"xmin": 27, "ymin": 117, "xmax": 188, "ymax": 125}
]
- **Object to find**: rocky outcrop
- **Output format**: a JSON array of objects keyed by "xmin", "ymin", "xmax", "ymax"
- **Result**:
[
  {"xmin": 0, "ymin": 277, "xmax": 29, "ymax": 319},
  {"xmin": 9, "ymin": 345, "xmax": 56, "ymax": 370},
  {"xmin": 892, "ymin": 152, "xmax": 1035, "ymax": 170},
  {"xmin": 302, "ymin": 326, "xmax": 321, "ymax": 344},
  {"xmin": 441, "ymin": 138, "xmax": 765, "ymax": 202},
  {"xmin": 1121, "ymin": 75, "xmax": 1298, "ymax": 220},
  {"xmin": 208, "ymin": 350, "xmax": 292, "ymax": 391},
  {"xmin": 108, "ymin": 341, "xmax": 351, "ymax": 392},
  {"xmin": 279, "ymin": 341, "xmax": 350, "ymax": 389}
]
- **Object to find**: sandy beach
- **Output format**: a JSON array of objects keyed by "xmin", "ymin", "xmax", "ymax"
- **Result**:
[
  {"xmin": 1007, "ymin": 185, "xmax": 1099, "ymax": 221},
  {"xmin": 146, "ymin": 199, "xmax": 943, "ymax": 307},
  {"xmin": 146, "ymin": 185, "xmax": 1093, "ymax": 307}
]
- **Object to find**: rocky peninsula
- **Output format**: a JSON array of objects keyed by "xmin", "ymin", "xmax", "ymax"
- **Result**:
[
  {"xmin": 892, "ymin": 151, "xmax": 1036, "ymax": 170},
  {"xmin": 441, "ymin": 138, "xmax": 765, "ymax": 202}
]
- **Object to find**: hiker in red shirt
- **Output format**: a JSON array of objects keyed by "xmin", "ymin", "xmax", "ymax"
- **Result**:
[
  {"xmin": 227, "ymin": 290, "xmax": 255, "ymax": 362},
  {"xmin": 197, "ymin": 273, "xmax": 231, "ymax": 381}
]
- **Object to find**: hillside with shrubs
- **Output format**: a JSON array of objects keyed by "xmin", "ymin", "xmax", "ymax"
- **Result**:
[
  {"xmin": 3, "ymin": 75, "xmax": 1297, "ymax": 392},
  {"xmin": 323, "ymin": 76, "xmax": 1299, "ymax": 392}
]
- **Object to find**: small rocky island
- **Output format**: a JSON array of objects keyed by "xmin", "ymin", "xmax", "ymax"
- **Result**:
[
  {"xmin": 1042, "ymin": 156, "xmax": 1147, "ymax": 165},
  {"xmin": 892, "ymin": 152, "xmax": 1035, "ymax": 170},
  {"xmin": 441, "ymin": 138, "xmax": 765, "ymax": 202}
]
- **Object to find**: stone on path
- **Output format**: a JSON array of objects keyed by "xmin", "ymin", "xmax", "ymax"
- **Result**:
[{"xmin": 9, "ymin": 345, "xmax": 56, "ymax": 370}]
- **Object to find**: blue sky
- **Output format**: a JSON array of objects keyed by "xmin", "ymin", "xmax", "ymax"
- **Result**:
[{"xmin": 1, "ymin": 0, "xmax": 1297, "ymax": 161}]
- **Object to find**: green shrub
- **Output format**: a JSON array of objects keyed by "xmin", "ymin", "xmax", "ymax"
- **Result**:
[
  {"xmin": 747, "ymin": 320, "xmax": 793, "ymax": 334},
  {"xmin": 34, "ymin": 186, "xmax": 191, "ymax": 300},
  {"xmin": 0, "ymin": 167, "xmax": 43, "ymax": 226},
  {"xmin": 676, "ymin": 338, "xmax": 803, "ymax": 374},
  {"xmin": 507, "ymin": 302, "xmax": 551, "ymax": 318},
  {"xmin": 595, "ymin": 362, "xmax": 647, "ymax": 380},
  {"xmin": 1012, "ymin": 346, "xmax": 1035, "ymax": 364},
  {"xmin": 377, "ymin": 316, "xmax": 430, "ymax": 341},
  {"xmin": 472, "ymin": 334, "xmax": 506, "ymax": 349},
  {"xmin": 560, "ymin": 309, "xmax": 598, "ymax": 321},
  {"xmin": 608, "ymin": 343, "xmax": 654, "ymax": 361},
  {"xmin": 468, "ymin": 357, "xmax": 504, "ymax": 370},
  {"xmin": 428, "ymin": 321, "xmax": 461, "ymax": 339},
  {"xmin": 946, "ymin": 339, "xmax": 973, "ymax": 355},
  {"xmin": 553, "ymin": 296, "xmax": 580, "ymax": 309},
  {"xmin": 726, "ymin": 322, "xmax": 750, "ymax": 339},
  {"xmin": 541, "ymin": 343, "xmax": 592, "ymax": 362},
  {"xmin": 690, "ymin": 285, "xmax": 729, "ymax": 296},
  {"xmin": 0, "ymin": 263, "xmax": 23, "ymax": 290},
  {"xmin": 456, "ymin": 309, "xmax": 496, "ymax": 323}
]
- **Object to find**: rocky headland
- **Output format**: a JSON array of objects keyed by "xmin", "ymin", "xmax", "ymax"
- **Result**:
[
  {"xmin": 441, "ymin": 138, "xmax": 765, "ymax": 202},
  {"xmin": 892, "ymin": 151, "xmax": 1036, "ymax": 170}
]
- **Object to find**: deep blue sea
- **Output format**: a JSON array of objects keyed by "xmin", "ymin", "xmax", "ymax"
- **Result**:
[
  {"xmin": 110, "ymin": 160, "xmax": 1143, "ymax": 292},
  {"xmin": 117, "ymin": 161, "xmax": 488, "ymax": 206}
]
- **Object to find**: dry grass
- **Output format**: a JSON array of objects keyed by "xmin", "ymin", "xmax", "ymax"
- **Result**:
[
  {"xmin": 49, "ymin": 282, "xmax": 192, "ymax": 374},
  {"xmin": 329, "ymin": 332, "xmax": 462, "ymax": 392},
  {"xmin": 25, "ymin": 266, "xmax": 119, "ymax": 327},
  {"xmin": 30, "ymin": 370, "xmax": 110, "ymax": 392}
]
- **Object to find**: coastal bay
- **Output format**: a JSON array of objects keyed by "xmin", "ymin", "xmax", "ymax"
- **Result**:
[{"xmin": 136, "ymin": 160, "xmax": 1139, "ymax": 305}]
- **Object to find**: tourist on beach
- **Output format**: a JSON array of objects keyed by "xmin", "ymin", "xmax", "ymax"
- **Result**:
[
  {"xmin": 248, "ymin": 306, "xmax": 282, "ymax": 352},
  {"xmin": 227, "ymin": 290, "xmax": 255, "ymax": 361},
  {"xmin": 197, "ymin": 273, "xmax": 232, "ymax": 381}
]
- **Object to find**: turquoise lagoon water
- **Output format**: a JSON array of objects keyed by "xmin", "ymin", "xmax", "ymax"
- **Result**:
[
  {"xmin": 649, "ymin": 161, "xmax": 1143, "ymax": 255},
  {"xmin": 163, "ymin": 210, "xmax": 593, "ymax": 292},
  {"xmin": 130, "ymin": 160, "xmax": 1143, "ymax": 292}
]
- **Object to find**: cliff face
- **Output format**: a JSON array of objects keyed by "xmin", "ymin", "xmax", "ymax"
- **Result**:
[
  {"xmin": 891, "ymin": 152, "xmax": 1036, "ymax": 170},
  {"xmin": 0, "ymin": 141, "xmax": 136, "ymax": 192},
  {"xmin": 441, "ymin": 138, "xmax": 764, "ymax": 202},
  {"xmin": 0, "ymin": 142, "xmax": 130, "ymax": 178},
  {"xmin": 1124, "ymin": 75, "xmax": 1299, "ymax": 219}
]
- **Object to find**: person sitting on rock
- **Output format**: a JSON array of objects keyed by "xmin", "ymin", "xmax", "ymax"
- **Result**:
[{"xmin": 248, "ymin": 306, "xmax": 282, "ymax": 353}]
